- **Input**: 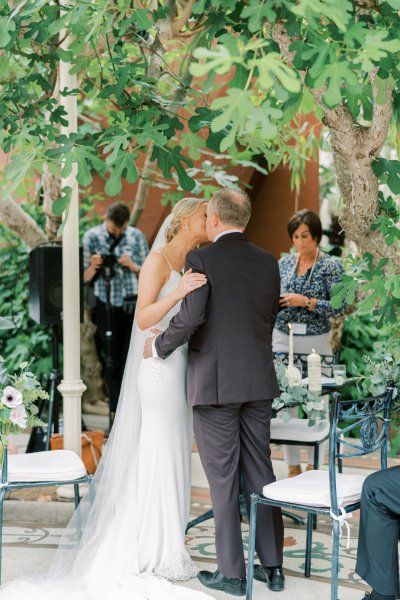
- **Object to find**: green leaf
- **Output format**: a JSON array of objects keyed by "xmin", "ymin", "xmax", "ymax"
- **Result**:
[
  {"xmin": 180, "ymin": 131, "xmax": 206, "ymax": 161},
  {"xmin": 246, "ymin": 101, "xmax": 283, "ymax": 139},
  {"xmin": 382, "ymin": 0, "xmax": 400, "ymax": 7},
  {"xmin": 240, "ymin": 0, "xmax": 276, "ymax": 32},
  {"xmin": 0, "ymin": 16, "xmax": 16, "ymax": 48},
  {"xmin": 254, "ymin": 53, "xmax": 301, "ymax": 93},
  {"xmin": 342, "ymin": 82, "xmax": 373, "ymax": 121},
  {"xmin": 331, "ymin": 276, "xmax": 357, "ymax": 308},
  {"xmin": 372, "ymin": 159, "xmax": 400, "ymax": 195},
  {"xmin": 105, "ymin": 154, "xmax": 139, "ymax": 196},
  {"xmin": 344, "ymin": 22, "xmax": 368, "ymax": 48},
  {"xmin": 211, "ymin": 89, "xmax": 253, "ymax": 133},
  {"xmin": 281, "ymin": 93, "xmax": 302, "ymax": 123},
  {"xmin": 290, "ymin": 0, "xmax": 353, "ymax": 32},
  {"xmin": 134, "ymin": 8, "xmax": 153, "ymax": 30},
  {"xmin": 151, "ymin": 146, "xmax": 195, "ymax": 191},
  {"xmin": 305, "ymin": 44, "xmax": 332, "ymax": 80},
  {"xmin": 188, "ymin": 107, "xmax": 214, "ymax": 133},
  {"xmin": 52, "ymin": 186, "xmax": 72, "ymax": 216},
  {"xmin": 300, "ymin": 88, "xmax": 317, "ymax": 115},
  {"xmin": 190, "ymin": 45, "xmax": 233, "ymax": 77},
  {"xmin": 313, "ymin": 62, "xmax": 358, "ymax": 108}
]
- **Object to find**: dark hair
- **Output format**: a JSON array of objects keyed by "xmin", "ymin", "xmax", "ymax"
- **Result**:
[
  {"xmin": 106, "ymin": 202, "xmax": 130, "ymax": 227},
  {"xmin": 209, "ymin": 187, "xmax": 251, "ymax": 228},
  {"xmin": 287, "ymin": 209, "xmax": 322, "ymax": 244}
]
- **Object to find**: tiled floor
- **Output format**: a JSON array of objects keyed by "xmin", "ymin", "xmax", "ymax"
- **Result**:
[{"xmin": 4, "ymin": 424, "xmax": 394, "ymax": 599}]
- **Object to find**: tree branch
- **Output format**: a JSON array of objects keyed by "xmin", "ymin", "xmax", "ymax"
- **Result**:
[{"xmin": 0, "ymin": 198, "xmax": 48, "ymax": 249}]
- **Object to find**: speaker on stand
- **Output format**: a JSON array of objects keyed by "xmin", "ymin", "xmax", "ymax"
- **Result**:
[{"xmin": 26, "ymin": 243, "xmax": 84, "ymax": 453}]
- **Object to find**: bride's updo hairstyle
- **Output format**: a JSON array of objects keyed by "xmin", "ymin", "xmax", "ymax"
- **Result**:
[{"xmin": 166, "ymin": 197, "xmax": 205, "ymax": 242}]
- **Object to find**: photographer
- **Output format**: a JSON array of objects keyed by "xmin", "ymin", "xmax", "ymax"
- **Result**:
[{"xmin": 83, "ymin": 202, "xmax": 149, "ymax": 414}]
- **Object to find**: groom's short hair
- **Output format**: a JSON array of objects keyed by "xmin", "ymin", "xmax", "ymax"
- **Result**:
[{"xmin": 210, "ymin": 188, "xmax": 251, "ymax": 228}]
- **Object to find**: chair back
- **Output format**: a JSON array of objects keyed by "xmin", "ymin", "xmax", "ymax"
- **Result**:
[
  {"xmin": 274, "ymin": 351, "xmax": 337, "ymax": 376},
  {"xmin": 328, "ymin": 382, "xmax": 395, "ymax": 515}
]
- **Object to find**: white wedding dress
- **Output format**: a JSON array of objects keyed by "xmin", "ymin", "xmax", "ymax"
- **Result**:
[
  {"xmin": 0, "ymin": 219, "xmax": 212, "ymax": 600},
  {"xmin": 137, "ymin": 268, "xmax": 197, "ymax": 579}
]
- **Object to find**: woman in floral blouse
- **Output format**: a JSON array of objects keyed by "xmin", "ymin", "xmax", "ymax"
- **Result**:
[{"xmin": 273, "ymin": 209, "xmax": 346, "ymax": 477}]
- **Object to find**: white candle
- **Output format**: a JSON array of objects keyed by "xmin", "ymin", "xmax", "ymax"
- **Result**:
[
  {"xmin": 307, "ymin": 349, "xmax": 322, "ymax": 393},
  {"xmin": 288, "ymin": 323, "xmax": 294, "ymax": 368}
]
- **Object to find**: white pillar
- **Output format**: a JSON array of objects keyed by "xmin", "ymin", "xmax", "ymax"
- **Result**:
[{"xmin": 57, "ymin": 23, "xmax": 86, "ymax": 455}]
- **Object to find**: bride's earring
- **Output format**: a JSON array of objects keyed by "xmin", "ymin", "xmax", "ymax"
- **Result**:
[{"xmin": 185, "ymin": 224, "xmax": 189, "ymax": 230}]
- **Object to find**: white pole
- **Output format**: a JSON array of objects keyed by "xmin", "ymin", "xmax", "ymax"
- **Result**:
[{"xmin": 57, "ymin": 20, "xmax": 86, "ymax": 455}]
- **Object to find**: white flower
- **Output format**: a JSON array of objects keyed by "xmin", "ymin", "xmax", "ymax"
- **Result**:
[
  {"xmin": 286, "ymin": 366, "xmax": 302, "ymax": 387},
  {"xmin": 10, "ymin": 404, "xmax": 27, "ymax": 428},
  {"xmin": 1, "ymin": 386, "xmax": 23, "ymax": 408}
]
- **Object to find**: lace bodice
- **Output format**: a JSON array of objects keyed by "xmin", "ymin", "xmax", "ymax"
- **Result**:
[{"xmin": 156, "ymin": 270, "xmax": 183, "ymax": 331}]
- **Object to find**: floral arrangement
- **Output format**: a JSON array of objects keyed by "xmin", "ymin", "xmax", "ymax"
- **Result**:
[
  {"xmin": 273, "ymin": 360, "xmax": 328, "ymax": 431},
  {"xmin": 0, "ymin": 356, "xmax": 47, "ymax": 461},
  {"xmin": 359, "ymin": 354, "xmax": 400, "ymax": 398}
]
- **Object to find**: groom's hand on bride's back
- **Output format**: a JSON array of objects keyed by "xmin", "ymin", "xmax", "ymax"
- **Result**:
[{"xmin": 143, "ymin": 328, "xmax": 161, "ymax": 359}]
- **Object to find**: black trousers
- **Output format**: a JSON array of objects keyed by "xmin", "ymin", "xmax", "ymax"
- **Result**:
[
  {"xmin": 356, "ymin": 466, "xmax": 400, "ymax": 598},
  {"xmin": 92, "ymin": 299, "xmax": 135, "ymax": 412},
  {"xmin": 193, "ymin": 399, "xmax": 284, "ymax": 579}
]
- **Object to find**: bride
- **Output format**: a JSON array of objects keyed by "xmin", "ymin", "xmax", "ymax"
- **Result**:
[{"xmin": 1, "ymin": 198, "xmax": 213, "ymax": 600}]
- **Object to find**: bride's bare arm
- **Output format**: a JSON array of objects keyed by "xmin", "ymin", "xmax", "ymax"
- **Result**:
[{"xmin": 136, "ymin": 253, "xmax": 207, "ymax": 330}]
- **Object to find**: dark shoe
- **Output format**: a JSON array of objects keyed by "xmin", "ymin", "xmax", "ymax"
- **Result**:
[
  {"xmin": 253, "ymin": 565, "xmax": 285, "ymax": 592},
  {"xmin": 197, "ymin": 569, "xmax": 246, "ymax": 596}
]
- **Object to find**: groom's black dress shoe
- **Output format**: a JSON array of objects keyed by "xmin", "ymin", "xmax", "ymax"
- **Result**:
[
  {"xmin": 253, "ymin": 565, "xmax": 285, "ymax": 591},
  {"xmin": 197, "ymin": 569, "xmax": 246, "ymax": 596}
]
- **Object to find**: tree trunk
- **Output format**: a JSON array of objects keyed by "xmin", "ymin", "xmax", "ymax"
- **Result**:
[
  {"xmin": 42, "ymin": 163, "xmax": 62, "ymax": 241},
  {"xmin": 0, "ymin": 198, "xmax": 48, "ymax": 249},
  {"xmin": 273, "ymin": 27, "xmax": 398, "ymax": 268},
  {"xmin": 322, "ymin": 80, "xmax": 399, "ymax": 268}
]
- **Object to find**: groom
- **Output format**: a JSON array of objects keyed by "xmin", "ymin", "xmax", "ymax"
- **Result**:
[{"xmin": 144, "ymin": 188, "xmax": 284, "ymax": 596}]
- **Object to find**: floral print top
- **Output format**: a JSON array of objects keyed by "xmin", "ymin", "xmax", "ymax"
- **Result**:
[{"xmin": 275, "ymin": 252, "xmax": 346, "ymax": 336}]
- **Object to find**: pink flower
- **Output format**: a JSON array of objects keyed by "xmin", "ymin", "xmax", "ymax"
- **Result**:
[
  {"xmin": 10, "ymin": 404, "xmax": 27, "ymax": 428},
  {"xmin": 1, "ymin": 386, "xmax": 23, "ymax": 408}
]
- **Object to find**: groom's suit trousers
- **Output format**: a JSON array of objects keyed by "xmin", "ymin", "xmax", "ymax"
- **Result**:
[
  {"xmin": 193, "ymin": 399, "xmax": 284, "ymax": 579},
  {"xmin": 356, "ymin": 466, "xmax": 400, "ymax": 597}
]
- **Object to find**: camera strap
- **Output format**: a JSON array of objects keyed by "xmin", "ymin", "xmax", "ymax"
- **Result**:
[{"xmin": 108, "ymin": 234, "xmax": 124, "ymax": 253}]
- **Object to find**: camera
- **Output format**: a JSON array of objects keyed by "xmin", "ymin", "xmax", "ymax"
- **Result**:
[{"xmin": 99, "ymin": 253, "xmax": 118, "ymax": 280}]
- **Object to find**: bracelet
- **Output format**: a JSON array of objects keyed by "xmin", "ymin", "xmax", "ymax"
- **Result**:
[{"xmin": 305, "ymin": 297, "xmax": 312, "ymax": 310}]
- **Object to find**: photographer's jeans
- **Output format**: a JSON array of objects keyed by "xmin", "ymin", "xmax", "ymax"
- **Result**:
[{"xmin": 93, "ymin": 298, "xmax": 135, "ymax": 412}]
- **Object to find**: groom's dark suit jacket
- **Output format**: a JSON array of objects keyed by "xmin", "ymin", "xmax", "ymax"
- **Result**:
[{"xmin": 155, "ymin": 232, "xmax": 280, "ymax": 405}]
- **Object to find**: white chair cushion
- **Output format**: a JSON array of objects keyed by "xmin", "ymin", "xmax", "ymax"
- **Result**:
[
  {"xmin": 7, "ymin": 450, "xmax": 87, "ymax": 483},
  {"xmin": 263, "ymin": 469, "xmax": 366, "ymax": 507},
  {"xmin": 271, "ymin": 418, "xmax": 330, "ymax": 443}
]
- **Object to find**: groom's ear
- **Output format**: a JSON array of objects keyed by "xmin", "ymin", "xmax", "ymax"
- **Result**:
[{"xmin": 210, "ymin": 212, "xmax": 219, "ymax": 227}]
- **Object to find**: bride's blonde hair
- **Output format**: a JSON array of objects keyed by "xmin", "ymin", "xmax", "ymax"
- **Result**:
[{"xmin": 166, "ymin": 197, "xmax": 206, "ymax": 242}]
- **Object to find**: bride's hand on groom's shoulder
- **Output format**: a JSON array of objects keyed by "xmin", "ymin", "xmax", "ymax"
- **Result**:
[
  {"xmin": 143, "ymin": 329, "xmax": 161, "ymax": 359},
  {"xmin": 175, "ymin": 268, "xmax": 207, "ymax": 300}
]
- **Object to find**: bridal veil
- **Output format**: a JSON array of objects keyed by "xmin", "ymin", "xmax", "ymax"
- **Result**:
[{"xmin": 1, "ymin": 214, "xmax": 212, "ymax": 600}]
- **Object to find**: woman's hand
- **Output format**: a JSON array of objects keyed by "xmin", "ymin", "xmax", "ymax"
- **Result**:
[
  {"xmin": 175, "ymin": 268, "xmax": 207, "ymax": 300},
  {"xmin": 279, "ymin": 293, "xmax": 307, "ymax": 309}
]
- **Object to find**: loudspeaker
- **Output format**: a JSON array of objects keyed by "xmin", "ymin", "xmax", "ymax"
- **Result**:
[{"xmin": 29, "ymin": 244, "xmax": 83, "ymax": 325}]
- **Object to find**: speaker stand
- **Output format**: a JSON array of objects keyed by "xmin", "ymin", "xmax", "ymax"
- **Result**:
[
  {"xmin": 103, "ymin": 277, "xmax": 115, "ymax": 433},
  {"xmin": 26, "ymin": 324, "xmax": 62, "ymax": 453},
  {"xmin": 26, "ymin": 324, "xmax": 88, "ymax": 453}
]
